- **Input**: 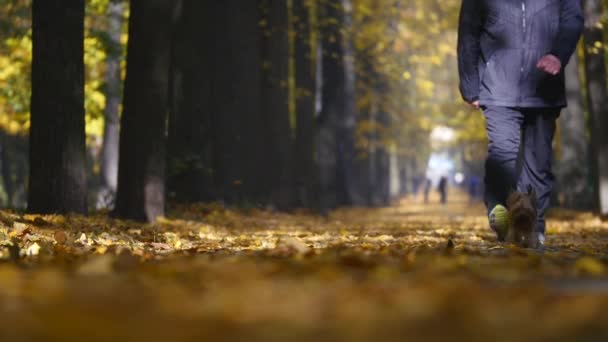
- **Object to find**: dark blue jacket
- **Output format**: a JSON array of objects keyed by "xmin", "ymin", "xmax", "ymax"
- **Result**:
[{"xmin": 458, "ymin": 0, "xmax": 584, "ymax": 108}]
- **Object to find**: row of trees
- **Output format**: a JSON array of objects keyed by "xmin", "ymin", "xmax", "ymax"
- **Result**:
[
  {"xmin": 28, "ymin": 0, "xmax": 423, "ymax": 222},
  {"xmin": 18, "ymin": 0, "xmax": 608, "ymax": 221}
]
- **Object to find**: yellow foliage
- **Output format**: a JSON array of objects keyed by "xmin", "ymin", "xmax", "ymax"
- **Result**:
[
  {"xmin": 0, "ymin": 0, "xmax": 126, "ymax": 142},
  {"xmin": 353, "ymin": 0, "xmax": 479, "ymax": 157},
  {"xmin": 416, "ymin": 79, "xmax": 435, "ymax": 97}
]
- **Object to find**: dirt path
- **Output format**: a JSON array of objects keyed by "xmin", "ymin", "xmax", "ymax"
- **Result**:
[{"xmin": 0, "ymin": 193, "xmax": 607, "ymax": 341}]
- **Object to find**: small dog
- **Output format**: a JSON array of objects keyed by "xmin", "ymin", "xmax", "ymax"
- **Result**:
[{"xmin": 506, "ymin": 187, "xmax": 538, "ymax": 248}]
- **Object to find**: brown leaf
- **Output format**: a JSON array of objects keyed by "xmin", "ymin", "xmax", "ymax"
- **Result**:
[
  {"xmin": 150, "ymin": 242, "xmax": 172, "ymax": 250},
  {"xmin": 446, "ymin": 238, "xmax": 455, "ymax": 250},
  {"xmin": 54, "ymin": 230, "xmax": 67, "ymax": 244},
  {"xmin": 33, "ymin": 217, "xmax": 50, "ymax": 226}
]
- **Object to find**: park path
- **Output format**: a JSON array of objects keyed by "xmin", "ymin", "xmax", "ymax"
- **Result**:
[{"xmin": 0, "ymin": 191, "xmax": 607, "ymax": 340}]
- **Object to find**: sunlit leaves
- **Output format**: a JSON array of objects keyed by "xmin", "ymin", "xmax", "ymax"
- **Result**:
[
  {"xmin": 0, "ymin": 0, "xmax": 126, "ymax": 143},
  {"xmin": 0, "ymin": 33, "xmax": 31, "ymax": 135},
  {"xmin": 351, "ymin": 0, "xmax": 476, "ymax": 163}
]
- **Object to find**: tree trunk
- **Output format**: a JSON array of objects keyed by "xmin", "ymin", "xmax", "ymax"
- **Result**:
[
  {"xmin": 367, "ymin": 104, "xmax": 391, "ymax": 206},
  {"xmin": 319, "ymin": 0, "xmax": 357, "ymax": 207},
  {"xmin": 97, "ymin": 0, "xmax": 124, "ymax": 209},
  {"xmin": 293, "ymin": 0, "xmax": 317, "ymax": 208},
  {"xmin": 366, "ymin": 99, "xmax": 378, "ymax": 205},
  {"xmin": 114, "ymin": 0, "xmax": 177, "ymax": 222},
  {"xmin": 0, "ymin": 132, "xmax": 14, "ymax": 207},
  {"xmin": 583, "ymin": 0, "xmax": 608, "ymax": 216},
  {"xmin": 206, "ymin": 1, "xmax": 264, "ymax": 205},
  {"xmin": 29, "ymin": 0, "xmax": 87, "ymax": 215},
  {"xmin": 558, "ymin": 52, "xmax": 589, "ymax": 209},
  {"xmin": 166, "ymin": 0, "xmax": 215, "ymax": 203},
  {"xmin": 260, "ymin": 0, "xmax": 293, "ymax": 209},
  {"xmin": 374, "ymin": 115, "xmax": 391, "ymax": 206}
]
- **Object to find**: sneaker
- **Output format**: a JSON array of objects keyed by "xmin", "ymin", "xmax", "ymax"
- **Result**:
[
  {"xmin": 489, "ymin": 204, "xmax": 509, "ymax": 241},
  {"xmin": 537, "ymin": 232, "xmax": 545, "ymax": 247}
]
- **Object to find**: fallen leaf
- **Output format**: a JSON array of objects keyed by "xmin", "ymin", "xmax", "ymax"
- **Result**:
[
  {"xmin": 446, "ymin": 238, "xmax": 455, "ymax": 250},
  {"xmin": 76, "ymin": 233, "xmax": 90, "ymax": 246},
  {"xmin": 574, "ymin": 257, "xmax": 605, "ymax": 276},
  {"xmin": 276, "ymin": 237, "xmax": 310, "ymax": 255},
  {"xmin": 33, "ymin": 217, "xmax": 49, "ymax": 226},
  {"xmin": 51, "ymin": 231, "xmax": 66, "ymax": 245},
  {"xmin": 150, "ymin": 242, "xmax": 172, "ymax": 250},
  {"xmin": 77, "ymin": 255, "xmax": 114, "ymax": 276},
  {"xmin": 25, "ymin": 242, "xmax": 40, "ymax": 257},
  {"xmin": 12, "ymin": 222, "xmax": 27, "ymax": 231},
  {"xmin": 127, "ymin": 229, "xmax": 142, "ymax": 236},
  {"xmin": 95, "ymin": 246, "xmax": 108, "ymax": 254},
  {"xmin": 10, "ymin": 223, "xmax": 31, "ymax": 238}
]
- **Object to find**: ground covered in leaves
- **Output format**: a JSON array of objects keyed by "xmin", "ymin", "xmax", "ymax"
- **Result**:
[{"xmin": 1, "ymin": 192, "xmax": 608, "ymax": 341}]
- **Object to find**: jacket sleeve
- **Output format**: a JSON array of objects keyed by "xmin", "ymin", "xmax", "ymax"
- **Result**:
[
  {"xmin": 457, "ymin": 0, "xmax": 482, "ymax": 103},
  {"xmin": 550, "ymin": 0, "xmax": 584, "ymax": 66}
]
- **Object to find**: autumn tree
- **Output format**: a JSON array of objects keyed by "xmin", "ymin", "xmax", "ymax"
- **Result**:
[
  {"xmin": 0, "ymin": 0, "xmax": 30, "ymax": 208},
  {"xmin": 352, "ymin": 0, "xmax": 399, "ymax": 206},
  {"xmin": 28, "ymin": 0, "xmax": 87, "ymax": 214},
  {"xmin": 582, "ymin": 0, "xmax": 608, "ymax": 216},
  {"xmin": 114, "ymin": 0, "xmax": 178, "ymax": 222}
]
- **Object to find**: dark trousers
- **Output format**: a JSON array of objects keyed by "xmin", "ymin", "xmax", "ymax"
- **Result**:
[{"xmin": 483, "ymin": 106, "xmax": 559, "ymax": 233}]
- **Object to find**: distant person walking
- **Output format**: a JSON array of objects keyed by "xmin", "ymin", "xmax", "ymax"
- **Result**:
[
  {"xmin": 423, "ymin": 178, "xmax": 432, "ymax": 204},
  {"xmin": 438, "ymin": 176, "xmax": 448, "ymax": 205},
  {"xmin": 458, "ymin": 0, "xmax": 583, "ymax": 246},
  {"xmin": 412, "ymin": 176, "xmax": 421, "ymax": 199},
  {"xmin": 468, "ymin": 175, "xmax": 480, "ymax": 203}
]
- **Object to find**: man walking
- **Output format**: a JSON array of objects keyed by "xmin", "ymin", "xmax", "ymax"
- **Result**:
[{"xmin": 457, "ymin": 0, "xmax": 583, "ymax": 246}]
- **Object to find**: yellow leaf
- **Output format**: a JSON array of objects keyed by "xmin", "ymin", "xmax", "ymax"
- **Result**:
[
  {"xmin": 574, "ymin": 257, "xmax": 605, "ymax": 276},
  {"xmin": 25, "ymin": 242, "xmax": 40, "ymax": 257}
]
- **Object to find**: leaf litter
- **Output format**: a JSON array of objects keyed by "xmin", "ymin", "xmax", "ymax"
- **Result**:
[{"xmin": 0, "ymin": 193, "xmax": 607, "ymax": 340}]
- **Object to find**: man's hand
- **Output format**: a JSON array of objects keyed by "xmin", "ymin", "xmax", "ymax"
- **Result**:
[
  {"xmin": 537, "ymin": 55, "xmax": 562, "ymax": 75},
  {"xmin": 468, "ymin": 100, "xmax": 480, "ymax": 110}
]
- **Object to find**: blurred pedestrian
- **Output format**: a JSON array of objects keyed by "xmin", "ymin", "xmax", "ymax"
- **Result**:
[
  {"xmin": 468, "ymin": 175, "xmax": 480, "ymax": 203},
  {"xmin": 438, "ymin": 176, "xmax": 448, "ymax": 205},
  {"xmin": 423, "ymin": 178, "xmax": 431, "ymax": 204},
  {"xmin": 412, "ymin": 176, "xmax": 421, "ymax": 199}
]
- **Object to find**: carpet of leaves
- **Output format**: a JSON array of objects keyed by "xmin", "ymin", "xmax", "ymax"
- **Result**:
[{"xmin": 1, "ymin": 192, "xmax": 608, "ymax": 341}]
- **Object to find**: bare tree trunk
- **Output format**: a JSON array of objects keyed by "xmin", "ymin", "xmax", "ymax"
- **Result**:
[
  {"xmin": 0, "ymin": 133, "xmax": 13, "ymax": 207},
  {"xmin": 114, "ymin": 0, "xmax": 178, "ymax": 222},
  {"xmin": 205, "ymin": 1, "xmax": 264, "ymax": 205},
  {"xmin": 374, "ymin": 110, "xmax": 391, "ymax": 206},
  {"xmin": 29, "ymin": 0, "xmax": 87, "ymax": 215},
  {"xmin": 166, "ymin": 0, "xmax": 215, "ymax": 203},
  {"xmin": 261, "ymin": 0, "xmax": 294, "ymax": 209},
  {"xmin": 583, "ymin": 0, "xmax": 608, "ymax": 216},
  {"xmin": 97, "ymin": 0, "xmax": 124, "ymax": 209},
  {"xmin": 558, "ymin": 52, "xmax": 589, "ymax": 209},
  {"xmin": 319, "ymin": 0, "xmax": 357, "ymax": 207},
  {"xmin": 294, "ymin": 0, "xmax": 317, "ymax": 208}
]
